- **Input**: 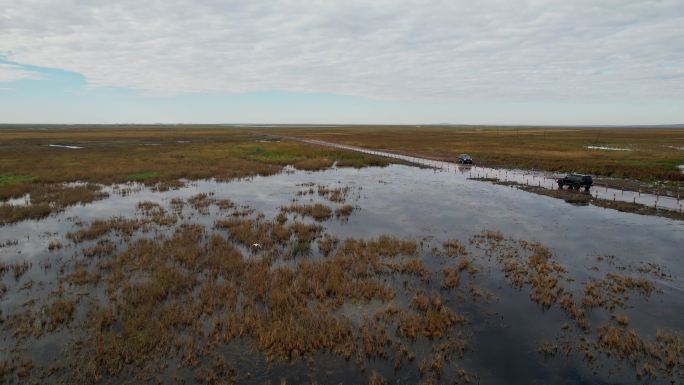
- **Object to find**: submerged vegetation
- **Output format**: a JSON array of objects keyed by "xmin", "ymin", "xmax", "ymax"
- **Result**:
[{"xmin": 1, "ymin": 186, "xmax": 681, "ymax": 384}]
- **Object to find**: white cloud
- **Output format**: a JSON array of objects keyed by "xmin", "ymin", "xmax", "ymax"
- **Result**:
[
  {"xmin": 0, "ymin": 63, "xmax": 42, "ymax": 82},
  {"xmin": 0, "ymin": 0, "xmax": 682, "ymax": 101}
]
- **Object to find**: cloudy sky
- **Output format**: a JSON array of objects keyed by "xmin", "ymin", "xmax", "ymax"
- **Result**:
[{"xmin": 1, "ymin": 0, "xmax": 682, "ymax": 124}]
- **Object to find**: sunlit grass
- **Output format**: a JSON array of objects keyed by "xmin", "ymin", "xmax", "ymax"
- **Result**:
[{"xmin": 0, "ymin": 174, "xmax": 35, "ymax": 186}]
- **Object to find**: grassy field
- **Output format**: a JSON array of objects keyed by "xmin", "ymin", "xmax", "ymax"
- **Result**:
[
  {"xmin": 0, "ymin": 126, "xmax": 390, "ymax": 223},
  {"xmin": 264, "ymin": 125, "xmax": 684, "ymax": 183}
]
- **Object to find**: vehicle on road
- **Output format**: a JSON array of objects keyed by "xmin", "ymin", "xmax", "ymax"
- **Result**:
[
  {"xmin": 458, "ymin": 154, "xmax": 473, "ymax": 164},
  {"xmin": 557, "ymin": 173, "xmax": 593, "ymax": 191}
]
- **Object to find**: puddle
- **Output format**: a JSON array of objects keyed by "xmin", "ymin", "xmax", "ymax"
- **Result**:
[
  {"xmin": 1, "ymin": 164, "xmax": 683, "ymax": 384},
  {"xmin": 47, "ymin": 144, "xmax": 83, "ymax": 149},
  {"xmin": 585, "ymin": 145, "xmax": 631, "ymax": 151},
  {"xmin": 4, "ymin": 193, "xmax": 31, "ymax": 206}
]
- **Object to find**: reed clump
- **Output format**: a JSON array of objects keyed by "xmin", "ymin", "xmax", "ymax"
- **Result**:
[
  {"xmin": 441, "ymin": 267, "xmax": 460, "ymax": 289},
  {"xmin": 0, "ymin": 239, "xmax": 19, "ymax": 248},
  {"xmin": 318, "ymin": 185, "xmax": 351, "ymax": 203},
  {"xmin": 581, "ymin": 273, "xmax": 657, "ymax": 311},
  {"xmin": 83, "ymin": 239, "xmax": 117, "ymax": 258},
  {"xmin": 48, "ymin": 239, "xmax": 63, "ymax": 251},
  {"xmin": 137, "ymin": 201, "xmax": 177, "ymax": 225},
  {"xmin": 391, "ymin": 258, "xmax": 431, "ymax": 281},
  {"xmin": 594, "ymin": 326, "xmax": 683, "ymax": 379},
  {"xmin": 440, "ymin": 240, "xmax": 468, "ymax": 257},
  {"xmin": 66, "ymin": 266, "xmax": 101, "ymax": 286},
  {"xmin": 473, "ymin": 234, "xmax": 567, "ymax": 309},
  {"xmin": 281, "ymin": 203, "xmax": 333, "ymax": 222},
  {"xmin": 44, "ymin": 298, "xmax": 76, "ymax": 331},
  {"xmin": 394, "ymin": 293, "xmax": 466, "ymax": 340},
  {"xmin": 11, "ymin": 261, "xmax": 31, "ymax": 279},
  {"xmin": 188, "ymin": 192, "xmax": 214, "ymax": 214},
  {"xmin": 317, "ymin": 234, "xmax": 338, "ymax": 256},
  {"xmin": 335, "ymin": 204, "xmax": 354, "ymax": 219},
  {"xmin": 67, "ymin": 217, "xmax": 147, "ymax": 243}
]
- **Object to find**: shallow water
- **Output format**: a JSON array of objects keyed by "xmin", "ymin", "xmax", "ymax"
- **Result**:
[
  {"xmin": 586, "ymin": 145, "xmax": 631, "ymax": 151},
  {"xmin": 46, "ymin": 144, "xmax": 83, "ymax": 149},
  {"xmin": 300, "ymin": 138, "xmax": 683, "ymax": 211},
  {"xmin": 1, "ymin": 163, "xmax": 683, "ymax": 384}
]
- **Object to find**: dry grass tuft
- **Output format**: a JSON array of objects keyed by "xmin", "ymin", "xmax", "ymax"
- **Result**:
[
  {"xmin": 67, "ymin": 217, "xmax": 147, "ymax": 243},
  {"xmin": 334, "ymin": 204, "xmax": 355, "ymax": 219},
  {"xmin": 11, "ymin": 261, "xmax": 31, "ymax": 279},
  {"xmin": 441, "ymin": 240, "xmax": 468, "ymax": 257},
  {"xmin": 318, "ymin": 185, "xmax": 352, "ymax": 203},
  {"xmin": 282, "ymin": 203, "xmax": 333, "ymax": 222},
  {"xmin": 44, "ymin": 298, "xmax": 76, "ymax": 331},
  {"xmin": 317, "ymin": 234, "xmax": 338, "ymax": 256},
  {"xmin": 441, "ymin": 267, "xmax": 460, "ymax": 289},
  {"xmin": 83, "ymin": 239, "xmax": 117, "ymax": 258}
]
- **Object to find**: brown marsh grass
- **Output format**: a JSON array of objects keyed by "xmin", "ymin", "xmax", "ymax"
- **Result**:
[
  {"xmin": 43, "ymin": 218, "xmax": 473, "ymax": 382},
  {"xmin": 66, "ymin": 217, "xmax": 148, "ymax": 243},
  {"xmin": 82, "ymin": 239, "xmax": 117, "ymax": 258},
  {"xmin": 334, "ymin": 204, "xmax": 354, "ymax": 219},
  {"xmin": 471, "ymin": 230, "xmax": 683, "ymax": 379},
  {"xmin": 317, "ymin": 185, "xmax": 352, "ymax": 203},
  {"xmin": 281, "ymin": 203, "xmax": 333, "ymax": 222},
  {"xmin": 1, "ymin": 192, "xmax": 681, "ymax": 383}
]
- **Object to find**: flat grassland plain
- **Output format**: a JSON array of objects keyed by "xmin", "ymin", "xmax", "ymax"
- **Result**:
[{"xmin": 0, "ymin": 125, "xmax": 683, "ymax": 385}]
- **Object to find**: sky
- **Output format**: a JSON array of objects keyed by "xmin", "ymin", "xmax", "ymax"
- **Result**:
[{"xmin": 0, "ymin": 0, "xmax": 683, "ymax": 125}]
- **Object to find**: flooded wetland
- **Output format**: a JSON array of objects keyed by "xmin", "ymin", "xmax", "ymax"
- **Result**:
[{"xmin": 1, "ymin": 127, "xmax": 683, "ymax": 384}]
